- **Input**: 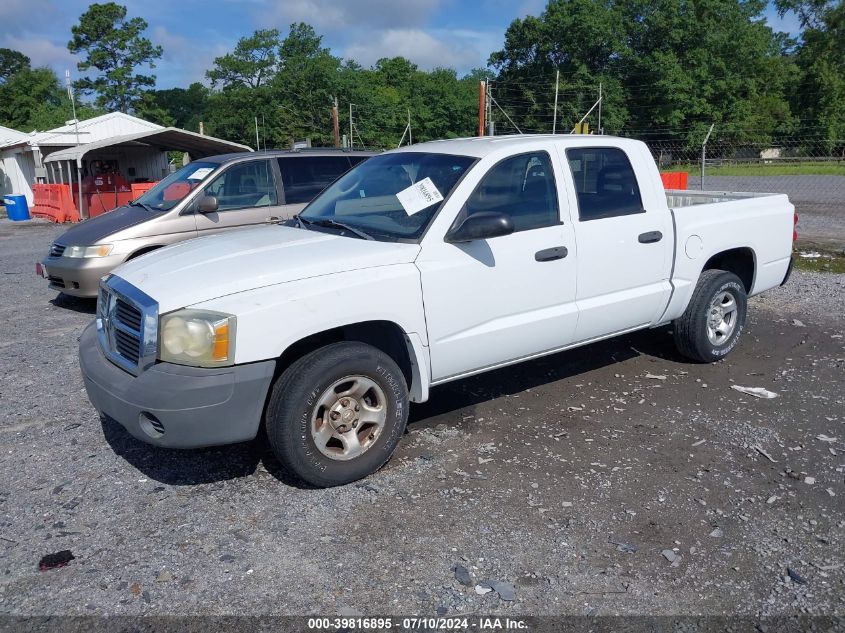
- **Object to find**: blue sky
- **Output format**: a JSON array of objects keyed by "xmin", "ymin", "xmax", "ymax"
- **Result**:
[{"xmin": 0, "ymin": 0, "xmax": 803, "ymax": 90}]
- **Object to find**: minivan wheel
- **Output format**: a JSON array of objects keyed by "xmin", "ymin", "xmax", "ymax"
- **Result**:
[
  {"xmin": 265, "ymin": 341, "xmax": 409, "ymax": 487},
  {"xmin": 673, "ymin": 269, "xmax": 748, "ymax": 363}
]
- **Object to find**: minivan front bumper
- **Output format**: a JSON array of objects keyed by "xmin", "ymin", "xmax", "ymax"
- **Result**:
[
  {"xmin": 40, "ymin": 254, "xmax": 126, "ymax": 297},
  {"xmin": 79, "ymin": 322, "xmax": 275, "ymax": 448}
]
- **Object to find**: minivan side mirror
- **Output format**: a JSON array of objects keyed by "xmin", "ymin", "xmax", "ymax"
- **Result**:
[
  {"xmin": 445, "ymin": 211, "xmax": 515, "ymax": 243},
  {"xmin": 196, "ymin": 195, "xmax": 219, "ymax": 214}
]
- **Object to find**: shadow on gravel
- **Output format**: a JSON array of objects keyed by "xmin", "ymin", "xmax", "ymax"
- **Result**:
[
  {"xmin": 409, "ymin": 324, "xmax": 686, "ymax": 424},
  {"xmin": 100, "ymin": 416, "xmax": 311, "ymax": 488},
  {"xmin": 100, "ymin": 325, "xmax": 690, "ymax": 488},
  {"xmin": 50, "ymin": 293, "xmax": 96, "ymax": 314}
]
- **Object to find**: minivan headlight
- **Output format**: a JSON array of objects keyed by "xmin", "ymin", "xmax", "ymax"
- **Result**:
[
  {"xmin": 64, "ymin": 244, "xmax": 114, "ymax": 258},
  {"xmin": 159, "ymin": 309, "xmax": 236, "ymax": 367}
]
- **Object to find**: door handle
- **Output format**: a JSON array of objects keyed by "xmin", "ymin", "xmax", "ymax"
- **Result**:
[
  {"xmin": 535, "ymin": 246, "xmax": 568, "ymax": 262},
  {"xmin": 266, "ymin": 216, "xmax": 280, "ymax": 222},
  {"xmin": 638, "ymin": 231, "xmax": 663, "ymax": 244}
]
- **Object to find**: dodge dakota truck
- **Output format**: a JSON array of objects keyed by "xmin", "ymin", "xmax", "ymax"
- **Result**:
[{"xmin": 79, "ymin": 135, "xmax": 796, "ymax": 487}]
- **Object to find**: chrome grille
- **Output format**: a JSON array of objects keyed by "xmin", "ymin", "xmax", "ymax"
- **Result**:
[
  {"xmin": 114, "ymin": 327, "xmax": 141, "ymax": 362},
  {"xmin": 49, "ymin": 243, "xmax": 66, "ymax": 257},
  {"xmin": 116, "ymin": 299, "xmax": 142, "ymax": 331},
  {"xmin": 96, "ymin": 276, "xmax": 159, "ymax": 375}
]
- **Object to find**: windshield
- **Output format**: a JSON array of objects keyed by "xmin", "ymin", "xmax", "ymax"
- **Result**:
[
  {"xmin": 134, "ymin": 161, "xmax": 218, "ymax": 211},
  {"xmin": 300, "ymin": 152, "xmax": 476, "ymax": 240}
]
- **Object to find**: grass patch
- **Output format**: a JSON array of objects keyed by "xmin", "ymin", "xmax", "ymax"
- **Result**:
[
  {"xmin": 793, "ymin": 251, "xmax": 845, "ymax": 274},
  {"xmin": 661, "ymin": 162, "xmax": 845, "ymax": 177}
]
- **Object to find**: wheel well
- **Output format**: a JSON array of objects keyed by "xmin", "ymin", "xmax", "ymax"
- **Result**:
[
  {"xmin": 274, "ymin": 321, "xmax": 414, "ymax": 389},
  {"xmin": 703, "ymin": 247, "xmax": 755, "ymax": 293},
  {"xmin": 127, "ymin": 245, "xmax": 162, "ymax": 260}
]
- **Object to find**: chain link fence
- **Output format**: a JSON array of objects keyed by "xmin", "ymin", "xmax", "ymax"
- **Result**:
[{"xmin": 644, "ymin": 137, "xmax": 845, "ymax": 248}]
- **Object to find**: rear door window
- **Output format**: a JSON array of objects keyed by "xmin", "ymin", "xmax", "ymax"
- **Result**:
[
  {"xmin": 566, "ymin": 147, "xmax": 643, "ymax": 221},
  {"xmin": 277, "ymin": 156, "xmax": 356, "ymax": 204}
]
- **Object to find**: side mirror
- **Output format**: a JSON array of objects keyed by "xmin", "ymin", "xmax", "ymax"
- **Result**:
[
  {"xmin": 445, "ymin": 211, "xmax": 515, "ymax": 243},
  {"xmin": 196, "ymin": 195, "xmax": 218, "ymax": 214}
]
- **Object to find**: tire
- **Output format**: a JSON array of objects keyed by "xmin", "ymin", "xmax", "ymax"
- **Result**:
[
  {"xmin": 673, "ymin": 269, "xmax": 748, "ymax": 363},
  {"xmin": 265, "ymin": 341, "xmax": 409, "ymax": 487}
]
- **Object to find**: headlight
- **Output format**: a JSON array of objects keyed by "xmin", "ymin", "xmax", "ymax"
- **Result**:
[
  {"xmin": 64, "ymin": 244, "xmax": 114, "ymax": 258},
  {"xmin": 159, "ymin": 309, "xmax": 236, "ymax": 367}
]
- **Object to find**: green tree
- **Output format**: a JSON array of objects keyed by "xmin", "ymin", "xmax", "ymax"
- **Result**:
[
  {"xmin": 0, "ymin": 48, "xmax": 30, "ymax": 83},
  {"xmin": 67, "ymin": 2, "xmax": 163, "ymax": 112},
  {"xmin": 266, "ymin": 23, "xmax": 343, "ymax": 146},
  {"xmin": 618, "ymin": 0, "xmax": 797, "ymax": 144},
  {"xmin": 207, "ymin": 29, "xmax": 280, "ymax": 89},
  {"xmin": 135, "ymin": 83, "xmax": 210, "ymax": 130},
  {"xmin": 0, "ymin": 65, "xmax": 101, "ymax": 131},
  {"xmin": 776, "ymin": 0, "xmax": 844, "ymax": 149},
  {"xmin": 488, "ymin": 0, "xmax": 629, "ymax": 135}
]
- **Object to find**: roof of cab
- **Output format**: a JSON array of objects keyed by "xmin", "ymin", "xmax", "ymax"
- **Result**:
[
  {"xmin": 392, "ymin": 134, "xmax": 638, "ymax": 158},
  {"xmin": 200, "ymin": 148, "xmax": 379, "ymax": 164}
]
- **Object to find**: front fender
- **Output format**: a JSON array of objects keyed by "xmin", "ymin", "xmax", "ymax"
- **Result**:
[{"xmin": 192, "ymin": 263, "xmax": 431, "ymax": 399}]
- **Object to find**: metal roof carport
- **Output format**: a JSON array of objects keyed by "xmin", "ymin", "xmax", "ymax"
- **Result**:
[
  {"xmin": 43, "ymin": 127, "xmax": 252, "ymax": 166},
  {"xmin": 42, "ymin": 127, "xmax": 252, "ymax": 220}
]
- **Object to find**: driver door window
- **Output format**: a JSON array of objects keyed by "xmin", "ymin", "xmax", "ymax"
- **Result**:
[
  {"xmin": 464, "ymin": 152, "xmax": 560, "ymax": 231},
  {"xmin": 204, "ymin": 160, "xmax": 278, "ymax": 211}
]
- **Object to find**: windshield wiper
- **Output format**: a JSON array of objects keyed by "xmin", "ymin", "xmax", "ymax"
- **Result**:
[
  {"xmin": 129, "ymin": 200, "xmax": 156, "ymax": 213},
  {"xmin": 291, "ymin": 214, "xmax": 312, "ymax": 230},
  {"xmin": 308, "ymin": 218, "xmax": 374, "ymax": 240}
]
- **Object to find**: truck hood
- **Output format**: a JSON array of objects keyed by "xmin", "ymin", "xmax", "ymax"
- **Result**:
[
  {"xmin": 112, "ymin": 225, "xmax": 421, "ymax": 313},
  {"xmin": 55, "ymin": 205, "xmax": 154, "ymax": 246}
]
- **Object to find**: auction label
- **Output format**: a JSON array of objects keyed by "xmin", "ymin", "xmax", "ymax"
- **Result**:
[{"xmin": 396, "ymin": 177, "xmax": 444, "ymax": 215}]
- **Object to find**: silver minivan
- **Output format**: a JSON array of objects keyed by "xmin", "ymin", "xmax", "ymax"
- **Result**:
[{"xmin": 38, "ymin": 149, "xmax": 374, "ymax": 297}]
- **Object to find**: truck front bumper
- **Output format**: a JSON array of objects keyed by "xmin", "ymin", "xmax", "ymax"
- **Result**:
[
  {"xmin": 39, "ymin": 254, "xmax": 126, "ymax": 298},
  {"xmin": 79, "ymin": 322, "xmax": 276, "ymax": 448}
]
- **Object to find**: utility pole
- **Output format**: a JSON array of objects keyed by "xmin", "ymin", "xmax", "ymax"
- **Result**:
[
  {"xmin": 486, "ymin": 79, "xmax": 494, "ymax": 136},
  {"xmin": 597, "ymin": 82, "xmax": 602, "ymax": 134},
  {"xmin": 254, "ymin": 116, "xmax": 260, "ymax": 151},
  {"xmin": 331, "ymin": 97, "xmax": 341, "ymax": 148},
  {"xmin": 348, "ymin": 103, "xmax": 354, "ymax": 149},
  {"xmin": 552, "ymin": 70, "xmax": 560, "ymax": 134},
  {"xmin": 478, "ymin": 80, "xmax": 486, "ymax": 136},
  {"xmin": 65, "ymin": 70, "xmax": 85, "ymax": 220},
  {"xmin": 407, "ymin": 109, "xmax": 412, "ymax": 145}
]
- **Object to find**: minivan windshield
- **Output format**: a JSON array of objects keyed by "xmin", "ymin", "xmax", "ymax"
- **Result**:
[
  {"xmin": 300, "ymin": 152, "xmax": 476, "ymax": 240},
  {"xmin": 133, "ymin": 161, "xmax": 218, "ymax": 211}
]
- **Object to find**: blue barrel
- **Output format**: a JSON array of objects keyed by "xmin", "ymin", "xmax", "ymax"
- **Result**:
[{"xmin": 3, "ymin": 194, "xmax": 31, "ymax": 221}]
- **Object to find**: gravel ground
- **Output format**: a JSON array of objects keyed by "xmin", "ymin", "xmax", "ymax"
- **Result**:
[{"xmin": 1, "ymin": 219, "xmax": 843, "ymax": 618}]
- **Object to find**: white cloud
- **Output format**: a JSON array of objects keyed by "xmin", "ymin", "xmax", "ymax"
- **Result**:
[
  {"xmin": 2, "ymin": 35, "xmax": 76, "ymax": 69},
  {"xmin": 258, "ymin": 0, "xmax": 444, "ymax": 31},
  {"xmin": 344, "ymin": 27, "xmax": 497, "ymax": 72}
]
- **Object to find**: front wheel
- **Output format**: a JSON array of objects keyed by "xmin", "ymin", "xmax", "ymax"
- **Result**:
[
  {"xmin": 673, "ymin": 269, "xmax": 748, "ymax": 362},
  {"xmin": 265, "ymin": 341, "xmax": 409, "ymax": 487}
]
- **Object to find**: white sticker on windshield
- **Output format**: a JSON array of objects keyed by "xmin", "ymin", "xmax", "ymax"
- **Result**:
[
  {"xmin": 395, "ymin": 177, "xmax": 444, "ymax": 216},
  {"xmin": 188, "ymin": 167, "xmax": 214, "ymax": 180}
]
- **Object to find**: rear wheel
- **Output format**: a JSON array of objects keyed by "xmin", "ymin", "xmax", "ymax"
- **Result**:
[
  {"xmin": 265, "ymin": 341, "xmax": 409, "ymax": 487},
  {"xmin": 674, "ymin": 269, "xmax": 748, "ymax": 362}
]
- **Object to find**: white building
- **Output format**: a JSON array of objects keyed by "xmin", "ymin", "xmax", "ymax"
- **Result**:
[
  {"xmin": 0, "ymin": 124, "xmax": 34, "ymax": 201},
  {"xmin": 0, "ymin": 112, "xmax": 250, "ymax": 207}
]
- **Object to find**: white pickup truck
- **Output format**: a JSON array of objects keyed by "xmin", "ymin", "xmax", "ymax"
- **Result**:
[{"xmin": 79, "ymin": 135, "xmax": 796, "ymax": 486}]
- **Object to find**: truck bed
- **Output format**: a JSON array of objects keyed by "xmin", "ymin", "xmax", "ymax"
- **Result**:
[{"xmin": 665, "ymin": 189, "xmax": 782, "ymax": 208}]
